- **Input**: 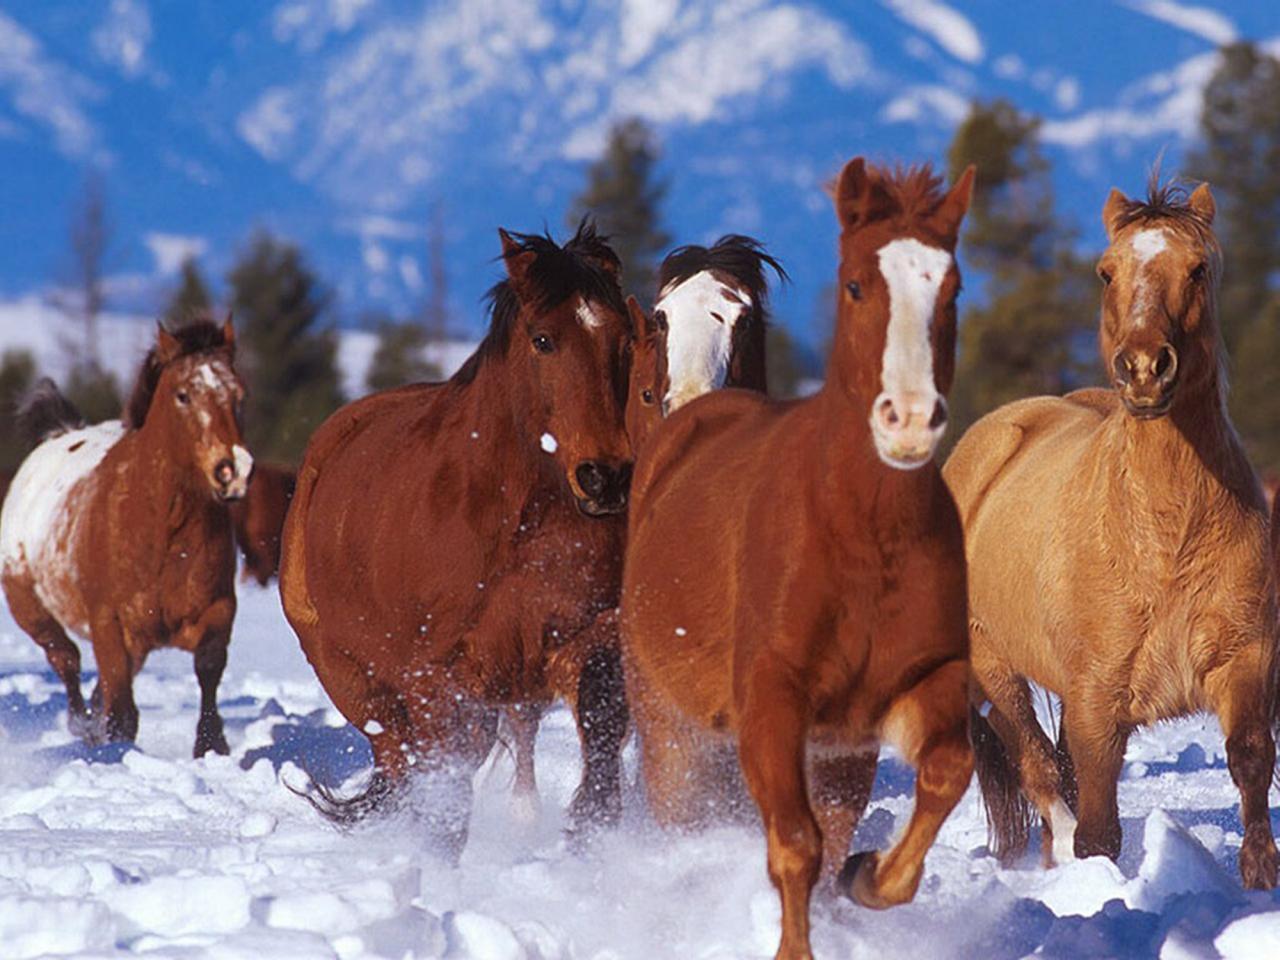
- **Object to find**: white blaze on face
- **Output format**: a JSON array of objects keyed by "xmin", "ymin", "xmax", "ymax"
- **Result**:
[
  {"xmin": 576, "ymin": 299, "xmax": 603, "ymax": 329},
  {"xmin": 871, "ymin": 238, "xmax": 951, "ymax": 468},
  {"xmin": 655, "ymin": 271, "xmax": 751, "ymax": 412},
  {"xmin": 1128, "ymin": 228, "xmax": 1169, "ymax": 326}
]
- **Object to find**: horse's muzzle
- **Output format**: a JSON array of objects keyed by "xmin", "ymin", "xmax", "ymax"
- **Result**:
[
  {"xmin": 213, "ymin": 444, "xmax": 254, "ymax": 501},
  {"xmin": 574, "ymin": 460, "xmax": 632, "ymax": 517}
]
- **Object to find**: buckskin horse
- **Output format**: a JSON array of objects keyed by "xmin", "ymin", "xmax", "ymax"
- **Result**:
[
  {"xmin": 946, "ymin": 178, "xmax": 1279, "ymax": 889},
  {"xmin": 279, "ymin": 222, "xmax": 634, "ymax": 858},
  {"xmin": 0, "ymin": 318, "xmax": 250, "ymax": 756},
  {"xmin": 622, "ymin": 159, "xmax": 976, "ymax": 960}
]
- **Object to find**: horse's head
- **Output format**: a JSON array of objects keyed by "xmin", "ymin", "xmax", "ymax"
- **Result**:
[
  {"xmin": 497, "ymin": 223, "xmax": 633, "ymax": 516},
  {"xmin": 832, "ymin": 158, "xmax": 974, "ymax": 469},
  {"xmin": 653, "ymin": 235, "xmax": 786, "ymax": 414},
  {"xmin": 128, "ymin": 316, "xmax": 252, "ymax": 501},
  {"xmin": 1096, "ymin": 180, "xmax": 1219, "ymax": 420},
  {"xmin": 624, "ymin": 295, "xmax": 668, "ymax": 453}
]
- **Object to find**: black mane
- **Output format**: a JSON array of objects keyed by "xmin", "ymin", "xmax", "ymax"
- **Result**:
[
  {"xmin": 657, "ymin": 235, "xmax": 788, "ymax": 311},
  {"xmin": 126, "ymin": 317, "xmax": 233, "ymax": 429},
  {"xmin": 452, "ymin": 220, "xmax": 627, "ymax": 386},
  {"xmin": 1112, "ymin": 172, "xmax": 1216, "ymax": 241}
]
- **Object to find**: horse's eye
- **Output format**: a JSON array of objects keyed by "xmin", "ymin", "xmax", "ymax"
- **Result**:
[
  {"xmin": 532, "ymin": 334, "xmax": 555, "ymax": 354},
  {"xmin": 654, "ymin": 310, "xmax": 668, "ymax": 333},
  {"xmin": 641, "ymin": 389, "xmax": 655, "ymax": 405},
  {"xmin": 845, "ymin": 281, "xmax": 862, "ymax": 301},
  {"xmin": 1098, "ymin": 267, "xmax": 1113, "ymax": 286},
  {"xmin": 176, "ymin": 390, "xmax": 190, "ymax": 405},
  {"xmin": 1189, "ymin": 262, "xmax": 1207, "ymax": 283}
]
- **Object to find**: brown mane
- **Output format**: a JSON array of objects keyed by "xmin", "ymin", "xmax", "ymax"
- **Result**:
[
  {"xmin": 878, "ymin": 164, "xmax": 949, "ymax": 220},
  {"xmin": 125, "ymin": 318, "xmax": 233, "ymax": 429}
]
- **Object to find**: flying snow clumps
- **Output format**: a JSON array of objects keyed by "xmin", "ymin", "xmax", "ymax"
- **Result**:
[{"xmin": 539, "ymin": 433, "xmax": 558, "ymax": 453}]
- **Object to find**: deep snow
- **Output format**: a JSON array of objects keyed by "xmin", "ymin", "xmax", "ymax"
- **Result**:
[{"xmin": 1, "ymin": 585, "xmax": 1280, "ymax": 959}]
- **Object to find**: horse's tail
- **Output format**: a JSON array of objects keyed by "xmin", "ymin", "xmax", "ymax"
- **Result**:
[
  {"xmin": 286, "ymin": 768, "xmax": 399, "ymax": 827},
  {"xmin": 18, "ymin": 378, "xmax": 86, "ymax": 446},
  {"xmin": 969, "ymin": 704, "xmax": 1035, "ymax": 863}
]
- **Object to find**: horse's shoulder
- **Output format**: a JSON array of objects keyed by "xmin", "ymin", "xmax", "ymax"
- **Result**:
[{"xmin": 1062, "ymin": 387, "xmax": 1120, "ymax": 417}]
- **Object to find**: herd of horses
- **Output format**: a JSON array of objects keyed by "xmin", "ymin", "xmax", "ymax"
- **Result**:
[{"xmin": 1, "ymin": 156, "xmax": 1277, "ymax": 960}]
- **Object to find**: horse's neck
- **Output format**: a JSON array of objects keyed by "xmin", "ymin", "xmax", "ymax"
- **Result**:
[{"xmin": 113, "ymin": 425, "xmax": 220, "ymax": 533}]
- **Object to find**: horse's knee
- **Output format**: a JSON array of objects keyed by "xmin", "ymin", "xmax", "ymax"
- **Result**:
[
  {"xmin": 766, "ymin": 811, "xmax": 822, "ymax": 891},
  {"xmin": 1226, "ymin": 724, "xmax": 1275, "ymax": 791},
  {"xmin": 917, "ymin": 727, "xmax": 974, "ymax": 809}
]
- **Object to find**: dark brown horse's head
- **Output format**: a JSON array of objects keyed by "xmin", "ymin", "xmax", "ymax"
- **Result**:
[
  {"xmin": 482, "ymin": 222, "xmax": 633, "ymax": 516},
  {"xmin": 831, "ymin": 158, "xmax": 974, "ymax": 469},
  {"xmin": 624, "ymin": 295, "xmax": 668, "ymax": 454},
  {"xmin": 1096, "ymin": 179, "xmax": 1220, "ymax": 419},
  {"xmin": 126, "ymin": 316, "xmax": 252, "ymax": 501}
]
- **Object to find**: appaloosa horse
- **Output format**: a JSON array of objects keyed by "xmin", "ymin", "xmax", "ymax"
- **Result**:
[
  {"xmin": 0, "ymin": 318, "xmax": 250, "ymax": 756},
  {"xmin": 229, "ymin": 462, "xmax": 296, "ymax": 586},
  {"xmin": 279, "ymin": 223, "xmax": 634, "ymax": 856},
  {"xmin": 623, "ymin": 159, "xmax": 976, "ymax": 960},
  {"xmin": 946, "ymin": 179, "xmax": 1279, "ymax": 889}
]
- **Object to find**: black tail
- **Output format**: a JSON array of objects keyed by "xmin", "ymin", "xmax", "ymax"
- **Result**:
[
  {"xmin": 286, "ymin": 769, "xmax": 400, "ymax": 828},
  {"xmin": 19, "ymin": 378, "xmax": 86, "ymax": 447},
  {"xmin": 969, "ymin": 705, "xmax": 1036, "ymax": 863}
]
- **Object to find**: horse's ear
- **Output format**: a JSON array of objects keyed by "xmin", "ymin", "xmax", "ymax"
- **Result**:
[
  {"xmin": 155, "ymin": 323, "xmax": 182, "ymax": 364},
  {"xmin": 1102, "ymin": 188, "xmax": 1130, "ymax": 240},
  {"xmin": 221, "ymin": 311, "xmax": 236, "ymax": 354},
  {"xmin": 625, "ymin": 295, "xmax": 649, "ymax": 339},
  {"xmin": 499, "ymin": 228, "xmax": 538, "ymax": 301},
  {"xmin": 1189, "ymin": 182, "xmax": 1215, "ymax": 224},
  {"xmin": 834, "ymin": 157, "xmax": 895, "ymax": 230},
  {"xmin": 933, "ymin": 164, "xmax": 976, "ymax": 238}
]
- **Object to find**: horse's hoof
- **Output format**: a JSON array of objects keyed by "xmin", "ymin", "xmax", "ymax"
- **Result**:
[
  {"xmin": 194, "ymin": 735, "xmax": 230, "ymax": 759},
  {"xmin": 1240, "ymin": 835, "xmax": 1278, "ymax": 890},
  {"xmin": 839, "ymin": 851, "xmax": 893, "ymax": 910}
]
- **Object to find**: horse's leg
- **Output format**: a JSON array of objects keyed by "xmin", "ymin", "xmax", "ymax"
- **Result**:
[
  {"xmin": 1061, "ymin": 693, "xmax": 1128, "ymax": 862},
  {"xmin": 1205, "ymin": 643, "xmax": 1278, "ymax": 889},
  {"xmin": 809, "ymin": 750, "xmax": 878, "ymax": 882},
  {"xmin": 2, "ymin": 575, "xmax": 88, "ymax": 731},
  {"xmin": 568, "ymin": 642, "xmax": 627, "ymax": 833},
  {"xmin": 842, "ymin": 659, "xmax": 971, "ymax": 910},
  {"xmin": 507, "ymin": 702, "xmax": 542, "ymax": 822},
  {"xmin": 89, "ymin": 615, "xmax": 138, "ymax": 744},
  {"xmin": 186, "ymin": 597, "xmax": 235, "ymax": 758},
  {"xmin": 412, "ymin": 697, "xmax": 500, "ymax": 865},
  {"xmin": 738, "ymin": 662, "xmax": 821, "ymax": 960},
  {"xmin": 973, "ymin": 654, "xmax": 1075, "ymax": 865}
]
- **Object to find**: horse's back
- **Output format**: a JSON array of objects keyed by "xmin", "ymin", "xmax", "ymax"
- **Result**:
[{"xmin": 0, "ymin": 421, "xmax": 125, "ymax": 578}]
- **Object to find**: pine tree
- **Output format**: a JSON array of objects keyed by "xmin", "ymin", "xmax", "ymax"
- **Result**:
[
  {"xmin": 227, "ymin": 232, "xmax": 344, "ymax": 463},
  {"xmin": 164, "ymin": 257, "xmax": 213, "ymax": 328},
  {"xmin": 945, "ymin": 100, "xmax": 1098, "ymax": 439},
  {"xmin": 568, "ymin": 118, "xmax": 670, "ymax": 305},
  {"xmin": 365, "ymin": 317, "xmax": 442, "ymax": 394},
  {"xmin": 0, "ymin": 350, "xmax": 37, "ymax": 472},
  {"xmin": 1185, "ymin": 42, "xmax": 1280, "ymax": 474}
]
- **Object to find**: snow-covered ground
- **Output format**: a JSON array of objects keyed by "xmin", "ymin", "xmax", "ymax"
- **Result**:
[{"xmin": 1, "ymin": 585, "xmax": 1279, "ymax": 959}]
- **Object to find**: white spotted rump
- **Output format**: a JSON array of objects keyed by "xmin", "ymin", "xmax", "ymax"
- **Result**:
[{"xmin": 655, "ymin": 270, "xmax": 751, "ymax": 413}]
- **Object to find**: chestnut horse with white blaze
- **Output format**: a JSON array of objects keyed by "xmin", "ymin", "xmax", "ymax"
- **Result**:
[
  {"xmin": 622, "ymin": 159, "xmax": 975, "ymax": 960},
  {"xmin": 0, "ymin": 318, "xmax": 250, "ymax": 756},
  {"xmin": 279, "ymin": 223, "xmax": 633, "ymax": 857},
  {"xmin": 945, "ymin": 179, "xmax": 1279, "ymax": 888}
]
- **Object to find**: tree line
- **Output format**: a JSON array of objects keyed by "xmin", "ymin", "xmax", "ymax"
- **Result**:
[{"xmin": 3, "ymin": 41, "xmax": 1277, "ymax": 476}]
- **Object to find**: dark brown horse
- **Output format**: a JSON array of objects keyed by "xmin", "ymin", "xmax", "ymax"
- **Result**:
[
  {"xmin": 622, "ymin": 159, "xmax": 976, "ymax": 960},
  {"xmin": 229, "ymin": 462, "xmax": 296, "ymax": 586},
  {"xmin": 946, "ymin": 179, "xmax": 1279, "ymax": 889},
  {"xmin": 279, "ymin": 223, "xmax": 634, "ymax": 856},
  {"xmin": 0, "ymin": 318, "xmax": 250, "ymax": 755}
]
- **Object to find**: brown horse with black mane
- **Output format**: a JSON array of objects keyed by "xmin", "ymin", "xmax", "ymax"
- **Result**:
[
  {"xmin": 622, "ymin": 159, "xmax": 975, "ymax": 960},
  {"xmin": 0, "ymin": 318, "xmax": 250, "ymax": 756},
  {"xmin": 946, "ymin": 178, "xmax": 1279, "ymax": 888},
  {"xmin": 279, "ymin": 222, "xmax": 634, "ymax": 857}
]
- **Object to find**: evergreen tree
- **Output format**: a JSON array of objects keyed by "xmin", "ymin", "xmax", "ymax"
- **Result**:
[
  {"xmin": 1185, "ymin": 42, "xmax": 1280, "ymax": 473},
  {"xmin": 766, "ymin": 325, "xmax": 804, "ymax": 399},
  {"xmin": 227, "ymin": 232, "xmax": 344, "ymax": 463},
  {"xmin": 945, "ymin": 100, "xmax": 1098, "ymax": 439},
  {"xmin": 568, "ymin": 118, "xmax": 671, "ymax": 305},
  {"xmin": 63, "ymin": 364, "xmax": 122, "ymax": 425},
  {"xmin": 365, "ymin": 317, "xmax": 442, "ymax": 394},
  {"xmin": 164, "ymin": 257, "xmax": 213, "ymax": 328},
  {"xmin": 0, "ymin": 350, "xmax": 36, "ymax": 472}
]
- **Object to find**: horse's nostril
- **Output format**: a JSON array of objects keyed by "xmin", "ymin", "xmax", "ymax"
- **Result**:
[
  {"xmin": 1112, "ymin": 352, "xmax": 1132, "ymax": 385},
  {"xmin": 575, "ymin": 462, "xmax": 607, "ymax": 499},
  {"xmin": 1155, "ymin": 344, "xmax": 1177, "ymax": 382},
  {"xmin": 876, "ymin": 397, "xmax": 899, "ymax": 428},
  {"xmin": 929, "ymin": 398, "xmax": 949, "ymax": 430},
  {"xmin": 214, "ymin": 459, "xmax": 235, "ymax": 486}
]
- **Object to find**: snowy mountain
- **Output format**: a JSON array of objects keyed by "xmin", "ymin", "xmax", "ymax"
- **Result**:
[{"xmin": 2, "ymin": 2, "xmax": 1277, "ymax": 348}]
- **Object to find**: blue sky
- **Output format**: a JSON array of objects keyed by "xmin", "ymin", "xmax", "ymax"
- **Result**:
[{"xmin": 1, "ymin": 1, "xmax": 1277, "ymax": 350}]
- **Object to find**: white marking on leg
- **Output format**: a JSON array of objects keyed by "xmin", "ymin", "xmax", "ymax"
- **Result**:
[
  {"xmin": 655, "ymin": 271, "xmax": 751, "ymax": 412},
  {"xmin": 1049, "ymin": 798, "xmax": 1077, "ymax": 864}
]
